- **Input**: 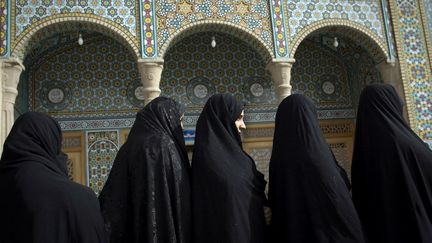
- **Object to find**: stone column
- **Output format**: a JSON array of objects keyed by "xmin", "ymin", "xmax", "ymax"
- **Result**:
[
  {"xmin": 266, "ymin": 58, "xmax": 296, "ymax": 103},
  {"xmin": 137, "ymin": 58, "xmax": 164, "ymax": 104},
  {"xmin": 376, "ymin": 59, "xmax": 403, "ymax": 98},
  {"xmin": 1, "ymin": 58, "xmax": 25, "ymax": 155}
]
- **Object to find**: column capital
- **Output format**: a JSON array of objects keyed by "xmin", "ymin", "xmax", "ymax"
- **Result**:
[
  {"xmin": 266, "ymin": 58, "xmax": 296, "ymax": 70},
  {"xmin": 137, "ymin": 58, "xmax": 164, "ymax": 65},
  {"xmin": 266, "ymin": 58, "xmax": 296, "ymax": 103},
  {"xmin": 1, "ymin": 58, "xmax": 25, "ymax": 90},
  {"xmin": 136, "ymin": 58, "xmax": 165, "ymax": 104},
  {"xmin": 1, "ymin": 57, "xmax": 25, "ymax": 67}
]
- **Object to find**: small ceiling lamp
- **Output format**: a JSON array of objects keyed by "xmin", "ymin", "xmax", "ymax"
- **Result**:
[
  {"xmin": 211, "ymin": 36, "xmax": 216, "ymax": 48},
  {"xmin": 333, "ymin": 37, "xmax": 339, "ymax": 48},
  {"xmin": 78, "ymin": 33, "xmax": 84, "ymax": 45}
]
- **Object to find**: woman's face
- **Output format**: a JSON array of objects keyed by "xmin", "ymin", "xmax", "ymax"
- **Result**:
[{"xmin": 235, "ymin": 110, "xmax": 246, "ymax": 134}]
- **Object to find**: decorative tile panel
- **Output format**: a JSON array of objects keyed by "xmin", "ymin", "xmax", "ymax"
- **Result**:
[
  {"xmin": 291, "ymin": 35, "xmax": 382, "ymax": 113},
  {"xmin": 286, "ymin": 0, "xmax": 385, "ymax": 40},
  {"xmin": 425, "ymin": 0, "xmax": 432, "ymax": 43},
  {"xmin": 292, "ymin": 40, "xmax": 352, "ymax": 109},
  {"xmin": 392, "ymin": 0, "xmax": 432, "ymax": 141},
  {"xmin": 0, "ymin": 0, "xmax": 8, "ymax": 56},
  {"xmin": 243, "ymin": 126, "xmax": 275, "ymax": 139},
  {"xmin": 269, "ymin": 0, "xmax": 289, "ymax": 57},
  {"xmin": 160, "ymin": 31, "xmax": 277, "ymax": 121},
  {"xmin": 63, "ymin": 136, "xmax": 81, "ymax": 148},
  {"xmin": 155, "ymin": 0, "xmax": 273, "ymax": 56},
  {"xmin": 27, "ymin": 34, "xmax": 143, "ymax": 119},
  {"xmin": 59, "ymin": 118, "xmax": 135, "ymax": 131},
  {"xmin": 141, "ymin": 0, "xmax": 157, "ymax": 57},
  {"xmin": 86, "ymin": 130, "xmax": 119, "ymax": 195},
  {"xmin": 14, "ymin": 0, "xmax": 137, "ymax": 38},
  {"xmin": 329, "ymin": 142, "xmax": 351, "ymax": 174},
  {"xmin": 248, "ymin": 147, "xmax": 272, "ymax": 189},
  {"xmin": 320, "ymin": 120, "xmax": 354, "ymax": 137},
  {"xmin": 421, "ymin": 0, "xmax": 432, "ymax": 67}
]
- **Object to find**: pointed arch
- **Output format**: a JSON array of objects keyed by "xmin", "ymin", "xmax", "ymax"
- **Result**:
[
  {"xmin": 12, "ymin": 13, "xmax": 140, "ymax": 60},
  {"xmin": 290, "ymin": 19, "xmax": 390, "ymax": 63},
  {"xmin": 158, "ymin": 20, "xmax": 275, "ymax": 63}
]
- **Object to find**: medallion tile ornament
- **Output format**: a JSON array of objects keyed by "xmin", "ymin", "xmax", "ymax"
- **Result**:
[
  {"xmin": 243, "ymin": 76, "xmax": 272, "ymax": 103},
  {"xmin": 186, "ymin": 77, "xmax": 215, "ymax": 104}
]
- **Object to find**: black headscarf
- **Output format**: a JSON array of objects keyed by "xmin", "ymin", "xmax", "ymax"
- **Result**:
[
  {"xmin": 192, "ymin": 93, "xmax": 267, "ymax": 243},
  {"xmin": 99, "ymin": 97, "xmax": 191, "ymax": 243},
  {"xmin": 0, "ymin": 112, "xmax": 106, "ymax": 243},
  {"xmin": 352, "ymin": 83, "xmax": 432, "ymax": 243},
  {"xmin": 268, "ymin": 94, "xmax": 366, "ymax": 243}
]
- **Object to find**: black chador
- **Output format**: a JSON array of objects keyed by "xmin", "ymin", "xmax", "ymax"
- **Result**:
[
  {"xmin": 192, "ymin": 94, "xmax": 267, "ymax": 243},
  {"xmin": 0, "ymin": 112, "xmax": 107, "ymax": 243},
  {"xmin": 268, "ymin": 94, "xmax": 366, "ymax": 243},
  {"xmin": 352, "ymin": 84, "xmax": 432, "ymax": 243},
  {"xmin": 99, "ymin": 97, "xmax": 191, "ymax": 243}
]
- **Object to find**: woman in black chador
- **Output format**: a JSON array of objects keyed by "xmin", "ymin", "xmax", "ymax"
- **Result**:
[
  {"xmin": 0, "ymin": 112, "xmax": 106, "ymax": 243},
  {"xmin": 352, "ymin": 84, "xmax": 432, "ymax": 243},
  {"xmin": 192, "ymin": 93, "xmax": 268, "ymax": 243},
  {"xmin": 268, "ymin": 94, "xmax": 366, "ymax": 243},
  {"xmin": 99, "ymin": 97, "xmax": 191, "ymax": 243}
]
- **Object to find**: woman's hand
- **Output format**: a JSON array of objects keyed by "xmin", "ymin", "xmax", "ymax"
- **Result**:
[{"xmin": 263, "ymin": 206, "xmax": 272, "ymax": 225}]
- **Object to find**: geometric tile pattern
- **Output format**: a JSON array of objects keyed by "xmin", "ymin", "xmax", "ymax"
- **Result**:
[
  {"xmin": 393, "ymin": 0, "xmax": 432, "ymax": 141},
  {"xmin": 14, "ymin": 0, "xmax": 137, "ymax": 37},
  {"xmin": 424, "ymin": 0, "xmax": 432, "ymax": 63},
  {"xmin": 289, "ymin": 20, "xmax": 389, "ymax": 64},
  {"xmin": 291, "ymin": 34, "xmax": 382, "ymax": 118},
  {"xmin": 248, "ymin": 147, "xmax": 272, "ymax": 192},
  {"xmin": 62, "ymin": 136, "xmax": 82, "ymax": 149},
  {"xmin": 0, "ymin": 0, "xmax": 8, "ymax": 56},
  {"xmin": 141, "ymin": 0, "xmax": 157, "ymax": 57},
  {"xmin": 425, "ymin": 0, "xmax": 432, "ymax": 43},
  {"xmin": 27, "ymin": 34, "xmax": 142, "ymax": 119},
  {"xmin": 286, "ymin": 0, "xmax": 385, "ymax": 40},
  {"xmin": 86, "ymin": 130, "xmax": 119, "ymax": 196},
  {"xmin": 155, "ymin": 0, "xmax": 273, "ymax": 57},
  {"xmin": 19, "ymin": 30, "xmax": 374, "ymax": 126},
  {"xmin": 270, "ymin": 0, "xmax": 289, "ymax": 57},
  {"xmin": 59, "ymin": 118, "xmax": 136, "ymax": 131},
  {"xmin": 160, "ymin": 31, "xmax": 277, "ymax": 118},
  {"xmin": 243, "ymin": 126, "xmax": 275, "ymax": 139},
  {"xmin": 23, "ymin": 31, "xmax": 79, "ymax": 66},
  {"xmin": 316, "ymin": 33, "xmax": 383, "ymax": 108},
  {"xmin": 292, "ymin": 40, "xmax": 353, "ymax": 109},
  {"xmin": 54, "ymin": 109, "xmax": 352, "ymax": 130}
]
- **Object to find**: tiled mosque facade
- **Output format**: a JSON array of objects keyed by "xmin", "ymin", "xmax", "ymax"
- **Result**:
[{"xmin": 0, "ymin": 0, "xmax": 431, "ymax": 194}]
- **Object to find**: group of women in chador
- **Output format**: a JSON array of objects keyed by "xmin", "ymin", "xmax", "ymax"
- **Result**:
[{"xmin": 0, "ymin": 83, "xmax": 431, "ymax": 243}]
